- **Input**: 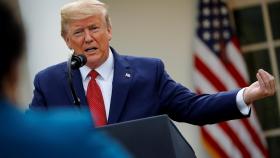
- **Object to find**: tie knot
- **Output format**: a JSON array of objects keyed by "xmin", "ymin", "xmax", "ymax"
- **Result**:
[{"xmin": 88, "ymin": 70, "xmax": 99, "ymax": 79}]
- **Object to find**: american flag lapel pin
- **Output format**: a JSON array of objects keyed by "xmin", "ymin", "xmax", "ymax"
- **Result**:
[{"xmin": 125, "ymin": 73, "xmax": 131, "ymax": 78}]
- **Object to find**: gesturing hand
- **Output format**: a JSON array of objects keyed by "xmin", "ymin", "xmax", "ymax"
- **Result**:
[{"xmin": 243, "ymin": 69, "xmax": 276, "ymax": 105}]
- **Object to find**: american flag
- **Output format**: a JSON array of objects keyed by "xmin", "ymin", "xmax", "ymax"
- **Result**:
[{"xmin": 193, "ymin": 0, "xmax": 269, "ymax": 157}]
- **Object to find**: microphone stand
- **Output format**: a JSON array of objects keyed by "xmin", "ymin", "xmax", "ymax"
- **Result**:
[{"xmin": 67, "ymin": 55, "xmax": 81, "ymax": 107}]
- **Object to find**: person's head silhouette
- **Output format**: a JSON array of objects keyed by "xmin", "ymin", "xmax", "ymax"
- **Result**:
[{"xmin": 0, "ymin": 2, "xmax": 24, "ymax": 103}]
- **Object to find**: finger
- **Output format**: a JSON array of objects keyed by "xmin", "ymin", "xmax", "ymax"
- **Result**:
[
  {"xmin": 270, "ymin": 76, "xmax": 276, "ymax": 95},
  {"xmin": 258, "ymin": 69, "xmax": 275, "ymax": 95},
  {"xmin": 258, "ymin": 70, "xmax": 271, "ymax": 90},
  {"xmin": 256, "ymin": 72, "xmax": 265, "ymax": 90},
  {"xmin": 262, "ymin": 70, "xmax": 276, "ymax": 95}
]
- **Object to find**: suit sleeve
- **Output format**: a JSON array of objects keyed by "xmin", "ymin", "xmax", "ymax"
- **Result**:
[
  {"xmin": 156, "ymin": 60, "xmax": 248, "ymax": 125},
  {"xmin": 30, "ymin": 73, "xmax": 47, "ymax": 109}
]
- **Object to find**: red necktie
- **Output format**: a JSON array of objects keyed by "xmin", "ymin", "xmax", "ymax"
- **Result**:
[{"xmin": 86, "ymin": 70, "xmax": 107, "ymax": 126}]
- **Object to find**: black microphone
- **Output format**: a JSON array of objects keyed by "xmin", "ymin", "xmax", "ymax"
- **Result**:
[
  {"xmin": 66, "ymin": 54, "xmax": 87, "ymax": 107},
  {"xmin": 71, "ymin": 54, "xmax": 87, "ymax": 69}
]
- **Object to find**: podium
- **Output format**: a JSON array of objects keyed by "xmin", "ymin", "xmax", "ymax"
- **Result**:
[{"xmin": 98, "ymin": 115, "xmax": 196, "ymax": 158}]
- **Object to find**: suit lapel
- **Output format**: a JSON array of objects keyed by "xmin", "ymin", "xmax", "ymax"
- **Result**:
[
  {"xmin": 108, "ymin": 50, "xmax": 133, "ymax": 124},
  {"xmin": 63, "ymin": 66, "xmax": 88, "ymax": 106}
]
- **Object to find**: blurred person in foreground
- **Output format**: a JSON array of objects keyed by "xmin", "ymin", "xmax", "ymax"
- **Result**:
[
  {"xmin": 30, "ymin": 0, "xmax": 275, "ymax": 127},
  {"xmin": 0, "ymin": 2, "xmax": 131, "ymax": 158}
]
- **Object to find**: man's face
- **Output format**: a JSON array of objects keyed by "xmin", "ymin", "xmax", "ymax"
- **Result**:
[{"xmin": 64, "ymin": 13, "xmax": 112, "ymax": 69}]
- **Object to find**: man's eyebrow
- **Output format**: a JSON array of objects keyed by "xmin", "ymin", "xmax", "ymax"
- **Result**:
[
  {"xmin": 88, "ymin": 24, "xmax": 98, "ymax": 27},
  {"xmin": 73, "ymin": 27, "xmax": 83, "ymax": 32}
]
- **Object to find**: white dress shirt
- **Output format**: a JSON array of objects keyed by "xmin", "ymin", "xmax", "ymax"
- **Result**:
[
  {"xmin": 80, "ymin": 48, "xmax": 250, "ymax": 120},
  {"xmin": 236, "ymin": 88, "xmax": 251, "ymax": 115},
  {"xmin": 80, "ymin": 49, "xmax": 114, "ymax": 119}
]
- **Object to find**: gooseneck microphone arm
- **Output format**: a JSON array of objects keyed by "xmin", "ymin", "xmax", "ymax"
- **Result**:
[{"xmin": 67, "ymin": 54, "xmax": 87, "ymax": 107}]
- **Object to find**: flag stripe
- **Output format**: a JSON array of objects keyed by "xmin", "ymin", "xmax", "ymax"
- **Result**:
[
  {"xmin": 248, "ymin": 110, "xmax": 267, "ymax": 146},
  {"xmin": 194, "ymin": 71, "xmax": 217, "ymax": 94},
  {"xmin": 219, "ymin": 122, "xmax": 251, "ymax": 157},
  {"xmin": 223, "ymin": 60, "xmax": 248, "ymax": 87},
  {"xmin": 227, "ymin": 39, "xmax": 249, "ymax": 82},
  {"xmin": 201, "ymin": 135, "xmax": 222, "ymax": 158},
  {"xmin": 195, "ymin": 55, "xmax": 226, "ymax": 91},
  {"xmin": 228, "ymin": 120, "xmax": 264, "ymax": 158},
  {"xmin": 241, "ymin": 119, "xmax": 269, "ymax": 157},
  {"xmin": 195, "ymin": 38, "xmax": 238, "ymax": 90},
  {"xmin": 201, "ymin": 127, "xmax": 230, "ymax": 158},
  {"xmin": 224, "ymin": 37, "xmax": 249, "ymax": 87},
  {"xmin": 203, "ymin": 124, "xmax": 243, "ymax": 158}
]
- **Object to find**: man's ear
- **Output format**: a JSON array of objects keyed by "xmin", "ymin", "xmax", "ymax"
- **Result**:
[{"xmin": 107, "ymin": 26, "xmax": 112, "ymax": 41}]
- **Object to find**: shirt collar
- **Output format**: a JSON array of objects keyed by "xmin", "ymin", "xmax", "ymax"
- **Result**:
[{"xmin": 80, "ymin": 48, "xmax": 114, "ymax": 81}]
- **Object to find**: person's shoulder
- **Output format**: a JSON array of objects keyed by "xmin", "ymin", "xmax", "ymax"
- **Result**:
[
  {"xmin": 1, "ymin": 107, "xmax": 130, "ymax": 158},
  {"xmin": 26, "ymin": 107, "xmax": 92, "ymax": 130},
  {"xmin": 25, "ymin": 108, "xmax": 131, "ymax": 158},
  {"xmin": 35, "ymin": 61, "xmax": 67, "ymax": 78},
  {"xmin": 122, "ymin": 54, "xmax": 161, "ymax": 62},
  {"xmin": 114, "ymin": 53, "xmax": 166, "ymax": 74},
  {"xmin": 119, "ymin": 54, "xmax": 164, "ymax": 67},
  {"xmin": 111, "ymin": 47, "xmax": 164, "ymax": 67}
]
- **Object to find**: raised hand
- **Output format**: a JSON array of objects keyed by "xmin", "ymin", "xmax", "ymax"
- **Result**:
[{"xmin": 243, "ymin": 69, "xmax": 276, "ymax": 105}]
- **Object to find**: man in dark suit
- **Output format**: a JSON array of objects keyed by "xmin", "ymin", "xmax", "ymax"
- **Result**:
[
  {"xmin": 0, "ymin": 2, "xmax": 130, "ymax": 157},
  {"xmin": 30, "ymin": 0, "xmax": 275, "ymax": 126}
]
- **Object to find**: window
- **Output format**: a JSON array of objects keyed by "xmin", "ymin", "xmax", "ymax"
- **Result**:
[{"xmin": 229, "ymin": 0, "xmax": 280, "ymax": 157}]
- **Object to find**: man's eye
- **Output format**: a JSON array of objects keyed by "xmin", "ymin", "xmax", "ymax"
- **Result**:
[
  {"xmin": 74, "ymin": 31, "xmax": 82, "ymax": 35},
  {"xmin": 73, "ymin": 29, "xmax": 84, "ymax": 36},
  {"xmin": 90, "ymin": 26, "xmax": 99, "ymax": 32}
]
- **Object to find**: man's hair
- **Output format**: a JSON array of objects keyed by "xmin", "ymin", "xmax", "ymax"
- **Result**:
[
  {"xmin": 0, "ymin": 2, "xmax": 24, "ymax": 93},
  {"xmin": 60, "ymin": 0, "xmax": 111, "ymax": 37}
]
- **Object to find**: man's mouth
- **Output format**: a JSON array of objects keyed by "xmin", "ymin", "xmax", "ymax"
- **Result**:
[{"xmin": 84, "ymin": 47, "xmax": 98, "ymax": 53}]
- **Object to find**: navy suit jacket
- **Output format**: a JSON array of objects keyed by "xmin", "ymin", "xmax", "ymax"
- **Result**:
[
  {"xmin": 31, "ymin": 48, "xmax": 248, "ymax": 125},
  {"xmin": 0, "ymin": 99, "xmax": 131, "ymax": 158}
]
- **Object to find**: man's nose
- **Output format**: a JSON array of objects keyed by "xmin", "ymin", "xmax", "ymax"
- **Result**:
[{"xmin": 84, "ymin": 29, "xmax": 93, "ymax": 43}]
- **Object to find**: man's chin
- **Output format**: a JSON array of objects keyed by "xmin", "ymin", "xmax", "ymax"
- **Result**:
[{"xmin": 85, "ymin": 58, "xmax": 102, "ymax": 69}]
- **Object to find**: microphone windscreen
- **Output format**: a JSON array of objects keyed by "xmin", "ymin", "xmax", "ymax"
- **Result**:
[{"xmin": 71, "ymin": 54, "xmax": 87, "ymax": 69}]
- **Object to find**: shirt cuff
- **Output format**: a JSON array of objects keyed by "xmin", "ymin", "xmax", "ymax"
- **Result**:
[{"xmin": 236, "ymin": 88, "xmax": 251, "ymax": 115}]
